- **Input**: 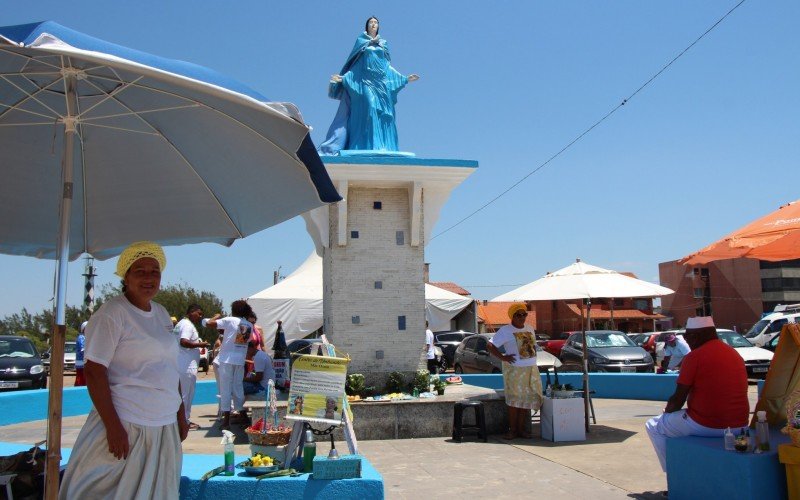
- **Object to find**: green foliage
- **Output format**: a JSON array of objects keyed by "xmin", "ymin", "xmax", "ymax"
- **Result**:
[
  {"xmin": 0, "ymin": 306, "xmax": 85, "ymax": 350},
  {"xmin": 432, "ymin": 377, "xmax": 446, "ymax": 392},
  {"xmin": 16, "ymin": 332, "xmax": 49, "ymax": 353},
  {"xmin": 384, "ymin": 371, "xmax": 406, "ymax": 394},
  {"xmin": 411, "ymin": 369, "xmax": 431, "ymax": 394},
  {"xmin": 152, "ymin": 282, "xmax": 225, "ymax": 343},
  {"xmin": 0, "ymin": 281, "xmax": 224, "ymax": 346},
  {"xmin": 345, "ymin": 373, "xmax": 374, "ymax": 397},
  {"xmin": 346, "ymin": 373, "xmax": 365, "ymax": 396}
]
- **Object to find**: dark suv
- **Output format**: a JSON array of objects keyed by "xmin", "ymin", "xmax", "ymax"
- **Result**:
[
  {"xmin": 0, "ymin": 336, "xmax": 47, "ymax": 390},
  {"xmin": 434, "ymin": 331, "xmax": 475, "ymax": 369}
]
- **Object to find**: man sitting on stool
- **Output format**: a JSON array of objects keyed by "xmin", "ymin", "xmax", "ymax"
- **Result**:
[
  {"xmin": 645, "ymin": 316, "xmax": 749, "ymax": 473},
  {"xmin": 243, "ymin": 340, "xmax": 275, "ymax": 396}
]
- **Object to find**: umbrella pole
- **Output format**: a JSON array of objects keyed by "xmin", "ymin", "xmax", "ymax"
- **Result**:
[
  {"xmin": 582, "ymin": 299, "xmax": 591, "ymax": 433},
  {"xmin": 45, "ymin": 72, "xmax": 78, "ymax": 500}
]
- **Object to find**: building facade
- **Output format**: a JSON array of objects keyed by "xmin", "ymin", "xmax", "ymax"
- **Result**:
[
  {"xmin": 658, "ymin": 258, "xmax": 800, "ymax": 332},
  {"xmin": 533, "ymin": 296, "xmax": 663, "ymax": 337}
]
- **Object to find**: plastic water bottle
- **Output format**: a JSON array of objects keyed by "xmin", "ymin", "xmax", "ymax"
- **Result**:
[
  {"xmin": 545, "ymin": 371, "xmax": 552, "ymax": 399},
  {"xmin": 755, "ymin": 411, "xmax": 770, "ymax": 452},
  {"xmin": 221, "ymin": 430, "xmax": 235, "ymax": 476},
  {"xmin": 724, "ymin": 427, "xmax": 734, "ymax": 451},
  {"xmin": 303, "ymin": 429, "xmax": 317, "ymax": 472}
]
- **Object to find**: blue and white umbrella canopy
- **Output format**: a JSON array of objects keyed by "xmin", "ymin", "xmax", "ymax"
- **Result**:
[
  {"xmin": 0, "ymin": 21, "xmax": 340, "ymax": 261},
  {"xmin": 0, "ymin": 21, "xmax": 341, "ymax": 497}
]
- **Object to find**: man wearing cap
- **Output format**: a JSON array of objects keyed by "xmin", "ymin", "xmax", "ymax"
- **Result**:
[
  {"xmin": 658, "ymin": 332, "xmax": 690, "ymax": 373},
  {"xmin": 74, "ymin": 321, "xmax": 87, "ymax": 386},
  {"xmin": 486, "ymin": 303, "xmax": 543, "ymax": 439},
  {"xmin": 645, "ymin": 316, "xmax": 749, "ymax": 474}
]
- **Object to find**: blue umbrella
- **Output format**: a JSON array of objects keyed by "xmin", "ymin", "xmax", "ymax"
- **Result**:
[{"xmin": 0, "ymin": 21, "xmax": 340, "ymax": 496}]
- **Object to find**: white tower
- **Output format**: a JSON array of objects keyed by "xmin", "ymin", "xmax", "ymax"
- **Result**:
[{"xmin": 305, "ymin": 156, "xmax": 476, "ymax": 382}]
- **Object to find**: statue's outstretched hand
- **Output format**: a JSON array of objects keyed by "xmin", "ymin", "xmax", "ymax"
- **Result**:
[
  {"xmin": 408, "ymin": 74, "xmax": 420, "ymax": 82},
  {"xmin": 331, "ymin": 74, "xmax": 343, "ymax": 83}
]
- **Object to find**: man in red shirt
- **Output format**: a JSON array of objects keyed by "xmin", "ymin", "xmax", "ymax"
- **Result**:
[{"xmin": 645, "ymin": 316, "xmax": 749, "ymax": 472}]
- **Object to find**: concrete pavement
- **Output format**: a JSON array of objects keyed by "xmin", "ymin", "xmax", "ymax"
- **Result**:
[{"xmin": 0, "ymin": 381, "xmax": 761, "ymax": 499}]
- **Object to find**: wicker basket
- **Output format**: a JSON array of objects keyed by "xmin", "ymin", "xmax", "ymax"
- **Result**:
[{"xmin": 246, "ymin": 428, "xmax": 292, "ymax": 446}]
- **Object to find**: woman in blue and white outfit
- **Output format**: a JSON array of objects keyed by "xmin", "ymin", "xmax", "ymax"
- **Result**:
[{"xmin": 204, "ymin": 300, "xmax": 253, "ymax": 430}]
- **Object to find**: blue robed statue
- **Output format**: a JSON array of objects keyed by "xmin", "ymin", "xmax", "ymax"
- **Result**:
[{"xmin": 318, "ymin": 17, "xmax": 419, "ymax": 156}]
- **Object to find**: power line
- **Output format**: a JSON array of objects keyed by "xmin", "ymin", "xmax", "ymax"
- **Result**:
[{"xmin": 431, "ymin": 0, "xmax": 748, "ymax": 241}]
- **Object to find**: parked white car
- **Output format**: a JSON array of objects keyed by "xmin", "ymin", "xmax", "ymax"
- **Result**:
[
  {"xmin": 656, "ymin": 329, "xmax": 773, "ymax": 378},
  {"xmin": 744, "ymin": 305, "xmax": 800, "ymax": 347},
  {"xmin": 42, "ymin": 341, "xmax": 76, "ymax": 373}
]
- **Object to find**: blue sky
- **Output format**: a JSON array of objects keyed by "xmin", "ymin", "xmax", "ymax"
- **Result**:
[{"xmin": 1, "ymin": 1, "xmax": 797, "ymax": 319}]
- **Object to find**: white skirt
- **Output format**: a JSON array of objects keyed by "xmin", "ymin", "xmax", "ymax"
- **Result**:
[{"xmin": 58, "ymin": 410, "xmax": 182, "ymax": 500}]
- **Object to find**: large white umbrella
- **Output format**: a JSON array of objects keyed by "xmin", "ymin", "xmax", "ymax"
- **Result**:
[
  {"xmin": 492, "ymin": 259, "xmax": 674, "ymax": 302},
  {"xmin": 0, "ymin": 21, "xmax": 340, "ymax": 498},
  {"xmin": 492, "ymin": 259, "xmax": 674, "ymax": 432}
]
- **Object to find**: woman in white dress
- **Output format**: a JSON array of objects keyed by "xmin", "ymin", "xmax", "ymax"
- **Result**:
[{"xmin": 59, "ymin": 241, "xmax": 189, "ymax": 499}]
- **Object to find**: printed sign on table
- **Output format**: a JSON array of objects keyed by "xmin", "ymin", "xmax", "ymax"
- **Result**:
[
  {"xmin": 272, "ymin": 359, "xmax": 289, "ymax": 389},
  {"xmin": 286, "ymin": 355, "xmax": 348, "ymax": 425}
]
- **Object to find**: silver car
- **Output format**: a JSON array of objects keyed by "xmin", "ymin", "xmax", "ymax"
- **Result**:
[
  {"xmin": 452, "ymin": 333, "xmax": 562, "ymax": 374},
  {"xmin": 42, "ymin": 341, "xmax": 76, "ymax": 373},
  {"xmin": 560, "ymin": 330, "xmax": 654, "ymax": 373}
]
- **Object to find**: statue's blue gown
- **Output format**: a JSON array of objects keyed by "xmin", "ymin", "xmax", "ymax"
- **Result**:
[{"xmin": 318, "ymin": 33, "xmax": 409, "ymax": 155}]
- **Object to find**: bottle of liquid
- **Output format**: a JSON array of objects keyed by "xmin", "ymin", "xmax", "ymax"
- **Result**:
[
  {"xmin": 724, "ymin": 427, "xmax": 734, "ymax": 451},
  {"xmin": 303, "ymin": 429, "xmax": 317, "ymax": 472},
  {"xmin": 734, "ymin": 428, "xmax": 748, "ymax": 452},
  {"xmin": 221, "ymin": 430, "xmax": 235, "ymax": 476},
  {"xmin": 755, "ymin": 410, "xmax": 770, "ymax": 452},
  {"xmin": 745, "ymin": 428, "xmax": 753, "ymax": 452},
  {"xmin": 545, "ymin": 371, "xmax": 552, "ymax": 398}
]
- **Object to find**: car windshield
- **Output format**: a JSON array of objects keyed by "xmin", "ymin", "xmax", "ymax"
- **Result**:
[
  {"xmin": 586, "ymin": 332, "xmax": 636, "ymax": 348},
  {"xmin": 745, "ymin": 319, "xmax": 769, "ymax": 338},
  {"xmin": 0, "ymin": 339, "xmax": 36, "ymax": 358},
  {"xmin": 64, "ymin": 343, "xmax": 76, "ymax": 354},
  {"xmin": 717, "ymin": 331, "xmax": 753, "ymax": 348}
]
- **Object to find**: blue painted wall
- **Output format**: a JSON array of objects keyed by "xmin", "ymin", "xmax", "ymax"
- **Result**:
[
  {"xmin": 0, "ymin": 380, "xmax": 220, "ymax": 426},
  {"xmin": 1, "ymin": 374, "xmax": 680, "ymax": 426}
]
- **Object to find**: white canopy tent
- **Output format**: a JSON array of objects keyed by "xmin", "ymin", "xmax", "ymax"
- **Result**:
[{"xmin": 249, "ymin": 252, "xmax": 473, "ymax": 347}]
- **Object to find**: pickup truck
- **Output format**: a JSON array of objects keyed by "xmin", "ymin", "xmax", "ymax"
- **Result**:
[{"xmin": 541, "ymin": 332, "xmax": 576, "ymax": 358}]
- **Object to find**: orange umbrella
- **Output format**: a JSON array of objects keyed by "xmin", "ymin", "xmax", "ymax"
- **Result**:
[{"xmin": 681, "ymin": 200, "xmax": 800, "ymax": 264}]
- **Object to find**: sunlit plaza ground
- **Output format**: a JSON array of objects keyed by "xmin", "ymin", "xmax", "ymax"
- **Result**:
[{"xmin": 4, "ymin": 368, "xmax": 762, "ymax": 499}]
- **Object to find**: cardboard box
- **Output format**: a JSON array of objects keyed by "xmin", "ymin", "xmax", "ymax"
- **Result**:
[{"xmin": 541, "ymin": 396, "xmax": 586, "ymax": 442}]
